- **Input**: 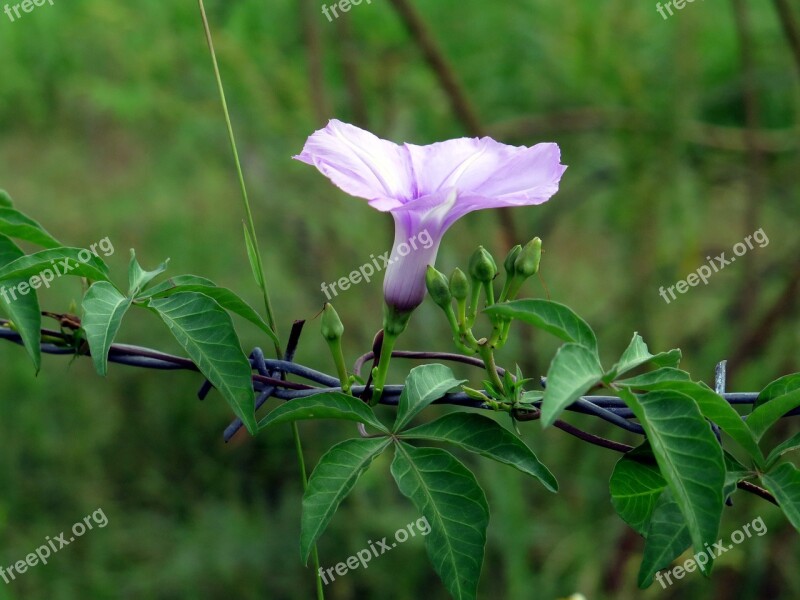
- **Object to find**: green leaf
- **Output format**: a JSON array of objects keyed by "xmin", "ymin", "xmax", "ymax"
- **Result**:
[
  {"xmin": 0, "ymin": 235, "xmax": 41, "ymax": 371},
  {"xmin": 148, "ymin": 292, "xmax": 257, "ymax": 434},
  {"xmin": 605, "ymin": 333, "xmax": 680, "ymax": 382},
  {"xmin": 258, "ymin": 392, "xmax": 388, "ymax": 433},
  {"xmin": 0, "ymin": 247, "xmax": 110, "ymax": 284},
  {"xmin": 402, "ymin": 412, "xmax": 557, "ymax": 492},
  {"xmin": 637, "ymin": 489, "xmax": 691, "ymax": 588},
  {"xmin": 761, "ymin": 462, "xmax": 800, "ymax": 532},
  {"xmin": 139, "ymin": 274, "xmax": 216, "ymax": 298},
  {"xmin": 618, "ymin": 376, "xmax": 764, "ymax": 469},
  {"xmin": 610, "ymin": 443, "xmax": 666, "ymax": 535},
  {"xmin": 637, "ymin": 476, "xmax": 739, "ymax": 588},
  {"xmin": 747, "ymin": 387, "xmax": 800, "ymax": 442},
  {"xmin": 301, "ymin": 437, "xmax": 391, "ymax": 563},
  {"xmin": 0, "ymin": 190, "xmax": 13, "ymax": 208},
  {"xmin": 620, "ymin": 389, "xmax": 725, "ymax": 572},
  {"xmin": 747, "ymin": 374, "xmax": 800, "ymax": 442},
  {"xmin": 484, "ymin": 299, "xmax": 597, "ymax": 353},
  {"xmin": 766, "ymin": 432, "xmax": 800, "ymax": 470},
  {"xmin": 393, "ymin": 364, "xmax": 466, "ymax": 432},
  {"xmin": 391, "ymin": 443, "xmax": 488, "ymax": 600},
  {"xmin": 145, "ymin": 283, "xmax": 278, "ymax": 346},
  {"xmin": 541, "ymin": 343, "xmax": 603, "ymax": 427},
  {"xmin": 81, "ymin": 282, "xmax": 131, "ymax": 376},
  {"xmin": 617, "ymin": 368, "xmax": 692, "ymax": 388},
  {"xmin": 754, "ymin": 373, "xmax": 800, "ymax": 410},
  {"xmin": 243, "ymin": 222, "xmax": 265, "ymax": 288},
  {"xmin": 0, "ymin": 207, "xmax": 61, "ymax": 249},
  {"xmin": 128, "ymin": 249, "xmax": 169, "ymax": 296}
]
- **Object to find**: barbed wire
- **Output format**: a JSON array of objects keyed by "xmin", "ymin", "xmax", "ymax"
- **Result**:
[{"xmin": 0, "ymin": 318, "xmax": 789, "ymax": 504}]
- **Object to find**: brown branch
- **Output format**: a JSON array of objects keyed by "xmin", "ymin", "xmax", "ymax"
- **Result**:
[
  {"xmin": 738, "ymin": 480, "xmax": 778, "ymax": 505},
  {"xmin": 334, "ymin": 15, "xmax": 369, "ymax": 127},
  {"xmin": 773, "ymin": 0, "xmax": 800, "ymax": 79},
  {"xmin": 299, "ymin": 0, "xmax": 329, "ymax": 121}
]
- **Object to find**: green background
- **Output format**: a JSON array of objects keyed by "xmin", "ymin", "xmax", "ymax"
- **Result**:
[{"xmin": 0, "ymin": 0, "xmax": 798, "ymax": 598}]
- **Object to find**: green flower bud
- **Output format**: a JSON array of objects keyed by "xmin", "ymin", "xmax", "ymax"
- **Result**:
[
  {"xmin": 449, "ymin": 267, "xmax": 469, "ymax": 301},
  {"xmin": 514, "ymin": 237, "xmax": 542, "ymax": 278},
  {"xmin": 321, "ymin": 303, "xmax": 344, "ymax": 342},
  {"xmin": 425, "ymin": 265, "xmax": 452, "ymax": 308},
  {"xmin": 469, "ymin": 246, "xmax": 497, "ymax": 283},
  {"xmin": 504, "ymin": 245, "xmax": 522, "ymax": 277}
]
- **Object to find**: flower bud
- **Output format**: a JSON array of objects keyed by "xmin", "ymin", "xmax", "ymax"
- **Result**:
[
  {"xmin": 504, "ymin": 245, "xmax": 522, "ymax": 277},
  {"xmin": 468, "ymin": 246, "xmax": 497, "ymax": 283},
  {"xmin": 449, "ymin": 267, "xmax": 469, "ymax": 301},
  {"xmin": 425, "ymin": 265, "xmax": 452, "ymax": 309},
  {"xmin": 514, "ymin": 237, "xmax": 542, "ymax": 278},
  {"xmin": 321, "ymin": 303, "xmax": 344, "ymax": 342}
]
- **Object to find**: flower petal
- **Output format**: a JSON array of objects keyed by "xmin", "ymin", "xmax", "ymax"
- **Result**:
[
  {"xmin": 405, "ymin": 138, "xmax": 566, "ymax": 206},
  {"xmin": 294, "ymin": 119, "xmax": 414, "ymax": 209}
]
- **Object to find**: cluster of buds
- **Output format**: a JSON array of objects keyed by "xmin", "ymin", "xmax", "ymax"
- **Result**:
[{"xmin": 425, "ymin": 237, "xmax": 542, "ymax": 354}]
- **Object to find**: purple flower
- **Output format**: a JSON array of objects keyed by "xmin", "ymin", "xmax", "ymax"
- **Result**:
[{"xmin": 294, "ymin": 119, "xmax": 567, "ymax": 313}]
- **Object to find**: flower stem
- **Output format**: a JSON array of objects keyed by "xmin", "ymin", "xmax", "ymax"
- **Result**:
[
  {"xmin": 370, "ymin": 330, "xmax": 399, "ymax": 406},
  {"xmin": 478, "ymin": 341, "xmax": 504, "ymax": 395}
]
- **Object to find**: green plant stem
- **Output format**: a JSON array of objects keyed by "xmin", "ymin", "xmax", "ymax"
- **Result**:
[
  {"xmin": 479, "ymin": 342, "xmax": 504, "ymax": 395},
  {"xmin": 197, "ymin": 3, "xmax": 321, "ymax": 598},
  {"xmin": 370, "ymin": 330, "xmax": 399, "ymax": 406},
  {"xmin": 197, "ymin": 0, "xmax": 280, "ymax": 358},
  {"xmin": 292, "ymin": 421, "xmax": 324, "ymax": 600}
]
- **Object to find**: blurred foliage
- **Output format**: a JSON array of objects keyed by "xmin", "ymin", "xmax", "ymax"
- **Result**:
[{"xmin": 0, "ymin": 0, "xmax": 798, "ymax": 598}]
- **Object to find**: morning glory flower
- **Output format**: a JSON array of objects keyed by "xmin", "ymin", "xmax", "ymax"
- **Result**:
[{"xmin": 294, "ymin": 119, "xmax": 567, "ymax": 314}]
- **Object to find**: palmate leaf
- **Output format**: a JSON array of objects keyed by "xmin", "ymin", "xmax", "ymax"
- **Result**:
[
  {"xmin": 0, "ymin": 234, "xmax": 41, "ymax": 371},
  {"xmin": 258, "ymin": 392, "xmax": 388, "ymax": 433},
  {"xmin": 148, "ymin": 291, "xmax": 257, "ymax": 433},
  {"xmin": 301, "ymin": 437, "xmax": 391, "ymax": 563},
  {"xmin": 485, "ymin": 299, "xmax": 597, "ymax": 353},
  {"xmin": 393, "ymin": 364, "xmax": 466, "ymax": 432},
  {"xmin": 620, "ymin": 389, "xmax": 725, "ymax": 574},
  {"xmin": 541, "ymin": 343, "xmax": 603, "ymax": 427},
  {"xmin": 81, "ymin": 281, "xmax": 131, "ymax": 376},
  {"xmin": 0, "ymin": 206, "xmax": 61, "ymax": 249},
  {"xmin": 391, "ymin": 443, "xmax": 488, "ymax": 600},
  {"xmin": 402, "ymin": 412, "xmax": 557, "ymax": 492}
]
